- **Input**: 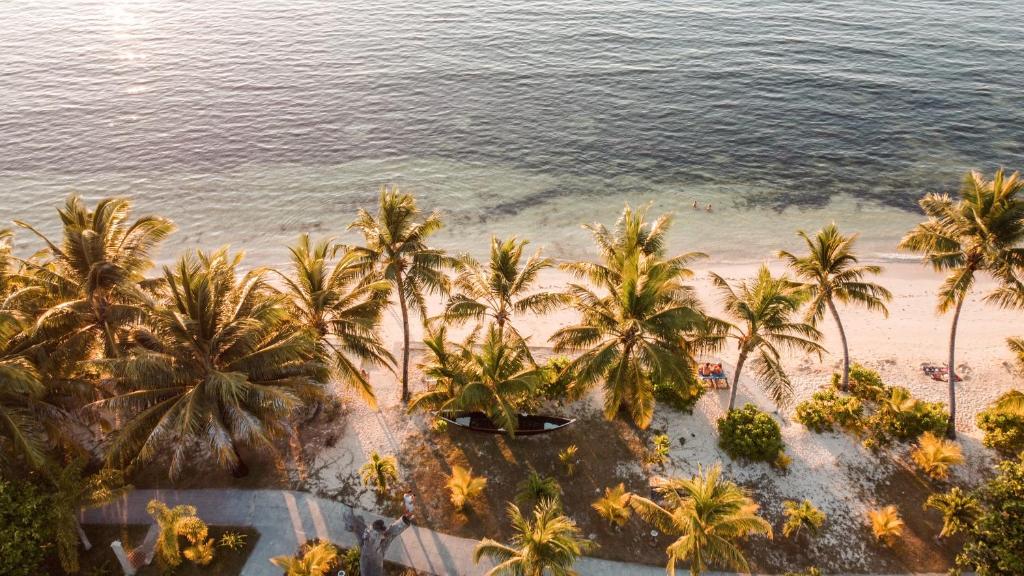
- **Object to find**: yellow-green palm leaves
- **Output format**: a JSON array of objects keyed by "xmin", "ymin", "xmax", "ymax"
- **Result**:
[
  {"xmin": 899, "ymin": 169, "xmax": 1024, "ymax": 437},
  {"xmin": 440, "ymin": 236, "xmax": 564, "ymax": 338},
  {"xmin": 778, "ymin": 224, "xmax": 891, "ymax": 391},
  {"xmin": 628, "ymin": 464, "xmax": 772, "ymax": 575},
  {"xmin": 707, "ymin": 265, "xmax": 824, "ymax": 411},
  {"xmin": 592, "ymin": 483, "xmax": 632, "ymax": 528},
  {"xmin": 552, "ymin": 206, "xmax": 707, "ymax": 428},
  {"xmin": 349, "ymin": 186, "xmax": 450, "ymax": 402},
  {"xmin": 51, "ymin": 458, "xmax": 132, "ymax": 572},
  {"xmin": 474, "ymin": 499, "xmax": 594, "ymax": 576},
  {"xmin": 911, "ymin": 431, "xmax": 964, "ymax": 480},
  {"xmin": 12, "ymin": 195, "xmax": 174, "ymax": 360},
  {"xmin": 447, "ymin": 465, "xmax": 487, "ymax": 509},
  {"xmin": 97, "ymin": 248, "xmax": 326, "ymax": 479},
  {"xmin": 409, "ymin": 325, "xmax": 540, "ymax": 435},
  {"xmin": 276, "ymin": 234, "xmax": 392, "ymax": 407},
  {"xmin": 270, "ymin": 540, "xmax": 338, "ymax": 576},
  {"xmin": 0, "ymin": 309, "xmax": 50, "ymax": 472}
]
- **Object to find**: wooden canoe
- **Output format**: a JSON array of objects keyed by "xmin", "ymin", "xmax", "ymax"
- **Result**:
[{"xmin": 437, "ymin": 411, "xmax": 576, "ymax": 435}]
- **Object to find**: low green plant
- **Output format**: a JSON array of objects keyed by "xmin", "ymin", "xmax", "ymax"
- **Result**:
[
  {"xmin": 648, "ymin": 434, "xmax": 671, "ymax": 465},
  {"xmin": 592, "ymin": 483, "xmax": 632, "ymax": 528},
  {"xmin": 653, "ymin": 378, "xmax": 704, "ymax": 413},
  {"xmin": 718, "ymin": 404, "xmax": 785, "ymax": 463},
  {"xmin": 977, "ymin": 392, "xmax": 1024, "ymax": 458},
  {"xmin": 515, "ymin": 471, "xmax": 561, "ymax": 510},
  {"xmin": 831, "ymin": 363, "xmax": 886, "ymax": 402},
  {"xmin": 538, "ymin": 356, "xmax": 573, "ymax": 403},
  {"xmin": 868, "ymin": 505, "xmax": 904, "ymax": 545},
  {"xmin": 178, "ymin": 516, "xmax": 215, "ymax": 566},
  {"xmin": 782, "ymin": 500, "xmax": 826, "ymax": 539},
  {"xmin": 270, "ymin": 540, "xmax": 338, "ymax": 576},
  {"xmin": 359, "ymin": 452, "xmax": 399, "ymax": 494},
  {"xmin": 446, "ymin": 465, "xmax": 487, "ymax": 510},
  {"xmin": 218, "ymin": 531, "xmax": 248, "ymax": 551},
  {"xmin": 924, "ymin": 487, "xmax": 981, "ymax": 538},
  {"xmin": 911, "ymin": 432, "xmax": 964, "ymax": 480},
  {"xmin": 338, "ymin": 546, "xmax": 361, "ymax": 576},
  {"xmin": 559, "ymin": 445, "xmax": 578, "ymax": 476},
  {"xmin": 0, "ymin": 479, "xmax": 53, "ymax": 576},
  {"xmin": 955, "ymin": 455, "xmax": 1024, "ymax": 575},
  {"xmin": 795, "ymin": 389, "xmax": 863, "ymax": 433},
  {"xmin": 866, "ymin": 387, "xmax": 947, "ymax": 446}
]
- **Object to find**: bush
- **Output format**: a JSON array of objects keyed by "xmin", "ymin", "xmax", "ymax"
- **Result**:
[
  {"xmin": 956, "ymin": 456, "xmax": 1024, "ymax": 575},
  {"xmin": 0, "ymin": 479, "xmax": 54, "ymax": 576},
  {"xmin": 795, "ymin": 389, "xmax": 863, "ymax": 433},
  {"xmin": 515, "ymin": 471, "xmax": 561, "ymax": 510},
  {"xmin": 866, "ymin": 387, "xmax": 947, "ymax": 445},
  {"xmin": 831, "ymin": 363, "xmax": 886, "ymax": 402},
  {"xmin": 653, "ymin": 378, "xmax": 704, "ymax": 413},
  {"xmin": 911, "ymin": 432, "xmax": 964, "ymax": 480},
  {"xmin": 977, "ymin": 393, "xmax": 1024, "ymax": 458},
  {"xmin": 538, "ymin": 356, "xmax": 573, "ymax": 403},
  {"xmin": 718, "ymin": 404, "xmax": 785, "ymax": 463}
]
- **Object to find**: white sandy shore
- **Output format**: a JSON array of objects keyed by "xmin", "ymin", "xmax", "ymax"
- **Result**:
[{"xmin": 311, "ymin": 260, "xmax": 1022, "ymax": 571}]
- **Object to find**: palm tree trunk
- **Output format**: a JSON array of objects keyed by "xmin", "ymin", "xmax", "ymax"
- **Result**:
[
  {"xmin": 394, "ymin": 270, "xmax": 412, "ymax": 403},
  {"xmin": 946, "ymin": 297, "xmax": 964, "ymax": 439},
  {"xmin": 729, "ymin": 348, "xmax": 749, "ymax": 411},
  {"xmin": 826, "ymin": 297, "xmax": 851, "ymax": 392}
]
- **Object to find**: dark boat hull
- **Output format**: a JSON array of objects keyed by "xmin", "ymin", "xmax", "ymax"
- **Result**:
[{"xmin": 437, "ymin": 411, "xmax": 575, "ymax": 435}]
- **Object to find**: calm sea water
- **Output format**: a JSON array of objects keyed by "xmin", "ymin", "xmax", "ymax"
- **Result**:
[{"xmin": 1, "ymin": 0, "xmax": 1022, "ymax": 264}]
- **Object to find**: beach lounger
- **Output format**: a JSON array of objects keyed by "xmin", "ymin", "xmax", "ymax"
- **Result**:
[{"xmin": 700, "ymin": 374, "xmax": 730, "ymax": 389}]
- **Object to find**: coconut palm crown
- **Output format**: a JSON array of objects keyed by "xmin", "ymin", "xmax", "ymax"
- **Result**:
[
  {"xmin": 474, "ymin": 498, "xmax": 595, "ymax": 576},
  {"xmin": 778, "ymin": 223, "xmax": 891, "ymax": 391},
  {"xmin": 899, "ymin": 169, "xmax": 1024, "ymax": 437},
  {"xmin": 96, "ymin": 248, "xmax": 326, "ymax": 479}
]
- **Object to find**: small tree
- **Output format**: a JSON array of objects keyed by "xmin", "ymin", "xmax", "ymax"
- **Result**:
[
  {"xmin": 868, "ymin": 505, "xmax": 904, "ymax": 545},
  {"xmin": 515, "ymin": 471, "xmax": 561, "ymax": 510},
  {"xmin": 592, "ymin": 483, "xmax": 632, "ymax": 529},
  {"xmin": 559, "ymin": 445, "xmax": 578, "ymax": 476},
  {"xmin": 474, "ymin": 499, "xmax": 594, "ymax": 576},
  {"xmin": 146, "ymin": 500, "xmax": 201, "ymax": 567},
  {"xmin": 359, "ymin": 452, "xmax": 399, "ymax": 494},
  {"xmin": 782, "ymin": 500, "xmax": 826, "ymax": 540},
  {"xmin": 911, "ymin": 432, "xmax": 964, "ymax": 480},
  {"xmin": 956, "ymin": 456, "xmax": 1024, "ymax": 575},
  {"xmin": 270, "ymin": 540, "xmax": 338, "ymax": 576},
  {"xmin": 925, "ymin": 487, "xmax": 981, "ymax": 538},
  {"xmin": 447, "ymin": 466, "xmax": 487, "ymax": 510}
]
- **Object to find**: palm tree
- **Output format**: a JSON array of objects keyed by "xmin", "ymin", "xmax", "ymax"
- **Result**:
[
  {"xmin": 514, "ymin": 471, "xmax": 562, "ymax": 510},
  {"xmin": 409, "ymin": 325, "xmax": 541, "ymax": 435},
  {"xmin": 473, "ymin": 499, "xmax": 594, "ymax": 576},
  {"xmin": 97, "ymin": 248, "xmax": 326, "ymax": 479},
  {"xmin": 349, "ymin": 186, "xmax": 450, "ymax": 402},
  {"xmin": 627, "ymin": 464, "xmax": 772, "ymax": 575},
  {"xmin": 1009, "ymin": 338, "xmax": 1024, "ymax": 372},
  {"xmin": 778, "ymin": 224, "xmax": 892, "ymax": 391},
  {"xmin": 867, "ymin": 505, "xmax": 904, "ymax": 545},
  {"xmin": 899, "ymin": 169, "xmax": 1024, "ymax": 438},
  {"xmin": 924, "ymin": 486, "xmax": 981, "ymax": 538},
  {"xmin": 911, "ymin": 431, "xmax": 964, "ymax": 480},
  {"xmin": 12, "ymin": 196, "xmax": 174, "ymax": 359},
  {"xmin": 271, "ymin": 541, "xmax": 338, "ymax": 576},
  {"xmin": 147, "ymin": 499, "xmax": 200, "ymax": 567},
  {"xmin": 0, "ymin": 309, "xmax": 51, "ymax": 472},
  {"xmin": 439, "ymin": 236, "xmax": 564, "ymax": 338},
  {"xmin": 707, "ymin": 265, "xmax": 825, "ymax": 411},
  {"xmin": 447, "ymin": 465, "xmax": 487, "ymax": 509},
  {"xmin": 359, "ymin": 451, "xmax": 399, "ymax": 494},
  {"xmin": 781, "ymin": 499, "xmax": 826, "ymax": 540},
  {"xmin": 51, "ymin": 458, "xmax": 132, "ymax": 573},
  {"xmin": 275, "ymin": 234, "xmax": 393, "ymax": 407},
  {"xmin": 552, "ymin": 207, "xmax": 707, "ymax": 428},
  {"xmin": 592, "ymin": 483, "xmax": 632, "ymax": 529}
]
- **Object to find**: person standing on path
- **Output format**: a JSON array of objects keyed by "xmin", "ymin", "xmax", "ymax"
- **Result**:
[{"xmin": 344, "ymin": 508, "xmax": 413, "ymax": 576}]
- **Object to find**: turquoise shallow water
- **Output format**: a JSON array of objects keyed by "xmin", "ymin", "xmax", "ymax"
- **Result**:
[{"xmin": 1, "ymin": 0, "xmax": 1022, "ymax": 263}]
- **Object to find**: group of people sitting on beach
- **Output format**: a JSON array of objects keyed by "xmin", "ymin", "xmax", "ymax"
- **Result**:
[{"xmin": 698, "ymin": 363, "xmax": 726, "ymax": 378}]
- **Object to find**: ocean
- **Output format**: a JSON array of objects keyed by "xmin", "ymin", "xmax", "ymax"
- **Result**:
[{"xmin": 2, "ymin": 0, "xmax": 1022, "ymax": 265}]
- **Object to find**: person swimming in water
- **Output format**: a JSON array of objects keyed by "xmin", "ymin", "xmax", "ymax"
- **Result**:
[{"xmin": 705, "ymin": 203, "xmax": 713, "ymax": 212}]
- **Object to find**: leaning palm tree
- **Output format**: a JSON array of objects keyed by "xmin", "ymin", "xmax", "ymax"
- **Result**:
[
  {"xmin": 97, "ymin": 248, "xmax": 327, "ymax": 479},
  {"xmin": 628, "ymin": 464, "xmax": 772, "ymax": 575},
  {"xmin": 439, "ymin": 235, "xmax": 564, "ymax": 338},
  {"xmin": 349, "ymin": 186, "xmax": 450, "ymax": 402},
  {"xmin": 899, "ymin": 169, "xmax": 1024, "ymax": 437},
  {"xmin": 552, "ymin": 208, "xmax": 706, "ymax": 428},
  {"xmin": 707, "ymin": 265, "xmax": 825, "ymax": 411},
  {"xmin": 409, "ymin": 325, "xmax": 541, "ymax": 435},
  {"xmin": 779, "ymin": 224, "xmax": 891, "ymax": 391},
  {"xmin": 474, "ymin": 499, "xmax": 595, "ymax": 576},
  {"xmin": 275, "ymin": 234, "xmax": 393, "ymax": 407},
  {"xmin": 12, "ymin": 196, "xmax": 174, "ymax": 359},
  {"xmin": 51, "ymin": 458, "xmax": 132, "ymax": 573}
]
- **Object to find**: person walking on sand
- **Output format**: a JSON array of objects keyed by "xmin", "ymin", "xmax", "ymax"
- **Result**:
[{"xmin": 343, "ymin": 508, "xmax": 413, "ymax": 576}]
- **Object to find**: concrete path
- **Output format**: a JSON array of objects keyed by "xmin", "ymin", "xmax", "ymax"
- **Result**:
[{"xmin": 82, "ymin": 488, "xmax": 675, "ymax": 576}]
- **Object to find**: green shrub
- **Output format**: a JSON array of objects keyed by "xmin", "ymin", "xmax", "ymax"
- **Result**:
[
  {"xmin": 653, "ymin": 378, "xmax": 704, "ymax": 413},
  {"xmin": 0, "ymin": 479, "xmax": 54, "ymax": 576},
  {"xmin": 538, "ymin": 356, "xmax": 573, "ymax": 403},
  {"xmin": 831, "ymin": 363, "xmax": 886, "ymax": 402},
  {"xmin": 717, "ymin": 404, "xmax": 785, "ymax": 463},
  {"xmin": 338, "ymin": 546, "xmax": 361, "ymax": 575},
  {"xmin": 795, "ymin": 389, "xmax": 863, "ymax": 433},
  {"xmin": 956, "ymin": 456, "xmax": 1024, "ymax": 575},
  {"xmin": 977, "ymin": 394, "xmax": 1024, "ymax": 458},
  {"xmin": 867, "ymin": 387, "xmax": 947, "ymax": 444}
]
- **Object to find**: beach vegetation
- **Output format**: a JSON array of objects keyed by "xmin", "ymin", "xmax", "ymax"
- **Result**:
[
  {"xmin": 924, "ymin": 487, "xmax": 980, "ymax": 538},
  {"xmin": 911, "ymin": 431, "xmax": 964, "ymax": 480},
  {"xmin": 558, "ymin": 444, "xmax": 578, "ymax": 476},
  {"xmin": 146, "ymin": 499, "xmax": 204, "ymax": 567},
  {"xmin": 270, "ymin": 539, "xmax": 338, "ymax": 576},
  {"xmin": 779, "ymin": 223, "xmax": 891, "ymax": 392},
  {"xmin": 536, "ymin": 355, "xmax": 573, "ymax": 404},
  {"xmin": 977, "ymin": 391, "xmax": 1024, "ymax": 457},
  {"xmin": 782, "ymin": 499, "xmax": 826, "ymax": 540},
  {"xmin": 955, "ymin": 455, "xmax": 1024, "ymax": 575},
  {"xmin": 359, "ymin": 451, "xmax": 399, "ymax": 494},
  {"xmin": 718, "ymin": 404, "xmax": 785, "ymax": 463},
  {"xmin": 832, "ymin": 363, "xmax": 887, "ymax": 403},
  {"xmin": 865, "ymin": 386, "xmax": 948, "ymax": 446},
  {"xmin": 795, "ymin": 389, "xmax": 864, "ymax": 433},
  {"xmin": 0, "ymin": 478, "xmax": 53, "ymax": 576},
  {"xmin": 446, "ymin": 465, "xmax": 487, "ymax": 510},
  {"xmin": 49, "ymin": 458, "xmax": 132, "ymax": 573},
  {"xmin": 648, "ymin": 433, "xmax": 671, "ymax": 465},
  {"xmin": 628, "ymin": 463, "xmax": 772, "ymax": 575},
  {"xmin": 899, "ymin": 169, "xmax": 1024, "ymax": 438},
  {"xmin": 515, "ymin": 471, "xmax": 561, "ymax": 510},
  {"xmin": 474, "ymin": 499, "xmax": 594, "ymax": 576},
  {"xmin": 218, "ymin": 531, "xmax": 248, "ymax": 551},
  {"xmin": 867, "ymin": 505, "xmax": 904, "ymax": 545},
  {"xmin": 592, "ymin": 483, "xmax": 632, "ymax": 529}
]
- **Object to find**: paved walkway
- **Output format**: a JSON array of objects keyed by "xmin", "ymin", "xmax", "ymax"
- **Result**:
[{"xmin": 82, "ymin": 488, "xmax": 676, "ymax": 576}]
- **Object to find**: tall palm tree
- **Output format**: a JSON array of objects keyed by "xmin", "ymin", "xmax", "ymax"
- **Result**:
[
  {"xmin": 474, "ymin": 498, "xmax": 595, "ymax": 576},
  {"xmin": 707, "ymin": 265, "xmax": 824, "ymax": 411},
  {"xmin": 440, "ymin": 235, "xmax": 564, "ymax": 338},
  {"xmin": 275, "ymin": 234, "xmax": 393, "ymax": 407},
  {"xmin": 350, "ymin": 186, "xmax": 450, "ymax": 402},
  {"xmin": 552, "ymin": 206, "xmax": 707, "ymax": 428},
  {"xmin": 899, "ymin": 169, "xmax": 1024, "ymax": 437},
  {"xmin": 96, "ymin": 248, "xmax": 326, "ymax": 479},
  {"xmin": 628, "ymin": 464, "xmax": 772, "ymax": 575},
  {"xmin": 50, "ymin": 457, "xmax": 132, "ymax": 573},
  {"xmin": 778, "ymin": 224, "xmax": 891, "ymax": 391},
  {"xmin": 0, "ymin": 309, "xmax": 51, "ymax": 472},
  {"xmin": 12, "ymin": 196, "xmax": 174, "ymax": 359},
  {"xmin": 409, "ymin": 325, "xmax": 540, "ymax": 435}
]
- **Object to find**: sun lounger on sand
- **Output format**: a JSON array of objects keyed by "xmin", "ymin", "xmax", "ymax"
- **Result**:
[{"xmin": 921, "ymin": 363, "xmax": 961, "ymax": 382}]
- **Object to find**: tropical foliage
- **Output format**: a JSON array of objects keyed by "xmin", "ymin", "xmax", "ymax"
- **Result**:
[
  {"xmin": 795, "ymin": 389, "xmax": 863, "ymax": 433},
  {"xmin": 977, "ymin": 391, "xmax": 1024, "ymax": 457},
  {"xmin": 50, "ymin": 458, "xmax": 132, "ymax": 573},
  {"xmin": 911, "ymin": 431, "xmax": 964, "ymax": 480},
  {"xmin": 782, "ymin": 499, "xmax": 826, "ymax": 540},
  {"xmin": 717, "ymin": 404, "xmax": 785, "ymax": 463},
  {"xmin": 779, "ymin": 223, "xmax": 891, "ymax": 391},
  {"xmin": 270, "ymin": 540, "xmax": 339, "ymax": 576},
  {"xmin": 559, "ymin": 444, "xmax": 578, "ymax": 476},
  {"xmin": 628, "ymin": 464, "xmax": 772, "ymax": 575},
  {"xmin": 924, "ymin": 487, "xmax": 981, "ymax": 538},
  {"xmin": 515, "ymin": 471, "xmax": 561, "ymax": 510},
  {"xmin": 592, "ymin": 483, "xmax": 632, "ymax": 529},
  {"xmin": 447, "ymin": 465, "xmax": 487, "ymax": 510},
  {"xmin": 359, "ymin": 451, "xmax": 399, "ymax": 494},
  {"xmin": 867, "ymin": 505, "xmax": 904, "ymax": 545},
  {"xmin": 0, "ymin": 478, "xmax": 54, "ymax": 576},
  {"xmin": 146, "ymin": 499, "xmax": 208, "ymax": 567},
  {"xmin": 955, "ymin": 455, "xmax": 1024, "ymax": 575},
  {"xmin": 899, "ymin": 169, "xmax": 1024, "ymax": 438},
  {"xmin": 474, "ymin": 499, "xmax": 595, "ymax": 576}
]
